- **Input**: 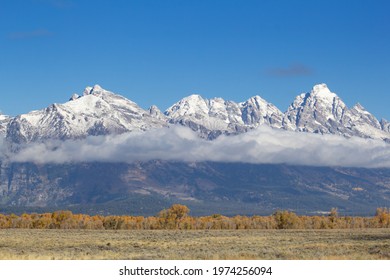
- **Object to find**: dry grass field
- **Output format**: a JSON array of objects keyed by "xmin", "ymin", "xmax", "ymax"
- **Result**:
[{"xmin": 0, "ymin": 228, "xmax": 390, "ymax": 260}]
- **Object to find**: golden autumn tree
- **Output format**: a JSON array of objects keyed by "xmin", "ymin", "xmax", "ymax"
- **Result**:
[
  {"xmin": 375, "ymin": 207, "xmax": 390, "ymax": 227},
  {"xmin": 273, "ymin": 210, "xmax": 301, "ymax": 229},
  {"xmin": 158, "ymin": 204, "xmax": 190, "ymax": 229}
]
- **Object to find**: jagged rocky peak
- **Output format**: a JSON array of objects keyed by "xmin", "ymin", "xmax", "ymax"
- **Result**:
[
  {"xmin": 289, "ymin": 84, "xmax": 340, "ymax": 112},
  {"xmin": 310, "ymin": 83, "xmax": 336, "ymax": 97},
  {"xmin": 164, "ymin": 94, "xmax": 238, "ymax": 139},
  {"xmin": 286, "ymin": 84, "xmax": 347, "ymax": 124},
  {"xmin": 352, "ymin": 103, "xmax": 365, "ymax": 111},
  {"xmin": 240, "ymin": 95, "xmax": 284, "ymax": 127},
  {"xmin": 83, "ymin": 86, "xmax": 93, "ymax": 96},
  {"xmin": 149, "ymin": 105, "xmax": 167, "ymax": 120},
  {"xmin": 349, "ymin": 103, "xmax": 381, "ymax": 129},
  {"xmin": 165, "ymin": 94, "xmax": 209, "ymax": 118},
  {"xmin": 149, "ymin": 105, "xmax": 161, "ymax": 114},
  {"xmin": 350, "ymin": 103, "xmax": 375, "ymax": 118},
  {"xmin": 165, "ymin": 92, "xmax": 287, "ymax": 139},
  {"xmin": 69, "ymin": 85, "xmax": 106, "ymax": 100},
  {"xmin": 83, "ymin": 84, "xmax": 106, "ymax": 96},
  {"xmin": 69, "ymin": 93, "xmax": 80, "ymax": 101},
  {"xmin": 79, "ymin": 84, "xmax": 106, "ymax": 97},
  {"xmin": 284, "ymin": 83, "xmax": 348, "ymax": 134},
  {"xmin": 381, "ymin": 119, "xmax": 390, "ymax": 133},
  {"xmin": 69, "ymin": 85, "xmax": 145, "ymax": 113},
  {"xmin": 283, "ymin": 83, "xmax": 390, "ymax": 140},
  {"xmin": 0, "ymin": 113, "xmax": 11, "ymax": 136},
  {"xmin": 89, "ymin": 84, "xmax": 104, "ymax": 94},
  {"xmin": 3, "ymin": 83, "xmax": 390, "ymax": 143},
  {"xmin": 307, "ymin": 84, "xmax": 346, "ymax": 119},
  {"xmin": 241, "ymin": 95, "xmax": 269, "ymax": 111},
  {"xmin": 6, "ymin": 85, "xmax": 166, "ymax": 143},
  {"xmin": 304, "ymin": 84, "xmax": 341, "ymax": 110}
]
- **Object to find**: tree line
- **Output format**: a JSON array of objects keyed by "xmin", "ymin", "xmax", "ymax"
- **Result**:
[{"xmin": 0, "ymin": 204, "xmax": 390, "ymax": 230}]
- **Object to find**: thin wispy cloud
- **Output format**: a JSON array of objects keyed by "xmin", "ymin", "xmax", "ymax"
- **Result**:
[
  {"xmin": 8, "ymin": 29, "xmax": 53, "ymax": 40},
  {"xmin": 5, "ymin": 126, "xmax": 390, "ymax": 168},
  {"xmin": 266, "ymin": 63, "xmax": 314, "ymax": 77}
]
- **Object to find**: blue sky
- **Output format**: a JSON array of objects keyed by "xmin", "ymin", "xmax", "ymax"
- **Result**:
[{"xmin": 1, "ymin": 0, "xmax": 389, "ymax": 119}]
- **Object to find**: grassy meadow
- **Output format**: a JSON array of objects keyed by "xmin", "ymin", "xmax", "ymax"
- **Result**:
[{"xmin": 0, "ymin": 228, "xmax": 390, "ymax": 260}]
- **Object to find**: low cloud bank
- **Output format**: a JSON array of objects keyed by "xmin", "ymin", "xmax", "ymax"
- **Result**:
[{"xmin": 4, "ymin": 126, "xmax": 390, "ymax": 168}]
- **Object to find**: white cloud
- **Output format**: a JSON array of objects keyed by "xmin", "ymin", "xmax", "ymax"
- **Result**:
[{"xmin": 4, "ymin": 125, "xmax": 390, "ymax": 168}]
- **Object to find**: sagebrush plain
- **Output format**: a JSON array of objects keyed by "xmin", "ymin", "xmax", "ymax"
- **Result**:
[{"xmin": 1, "ymin": 228, "xmax": 390, "ymax": 260}]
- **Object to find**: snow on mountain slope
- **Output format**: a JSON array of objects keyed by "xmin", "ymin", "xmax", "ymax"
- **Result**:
[
  {"xmin": 284, "ymin": 84, "xmax": 348, "ymax": 133},
  {"xmin": 283, "ymin": 83, "xmax": 390, "ymax": 140},
  {"xmin": 0, "ymin": 114, "xmax": 11, "ymax": 136},
  {"xmin": 165, "ymin": 94, "xmax": 241, "ymax": 138},
  {"xmin": 165, "ymin": 94, "xmax": 286, "ymax": 139},
  {"xmin": 348, "ymin": 103, "xmax": 381, "ymax": 129},
  {"xmin": 148, "ymin": 105, "xmax": 168, "ymax": 121},
  {"xmin": 6, "ymin": 85, "xmax": 166, "ymax": 143},
  {"xmin": 381, "ymin": 119, "xmax": 390, "ymax": 133},
  {"xmin": 240, "ymin": 96, "xmax": 285, "ymax": 128},
  {"xmin": 3, "ymin": 83, "xmax": 390, "ymax": 143},
  {"xmin": 342, "ymin": 103, "xmax": 390, "ymax": 140}
]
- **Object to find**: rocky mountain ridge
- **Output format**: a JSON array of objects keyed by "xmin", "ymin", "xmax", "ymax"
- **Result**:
[
  {"xmin": 0, "ymin": 114, "xmax": 10, "ymax": 136},
  {"xmin": 5, "ymin": 85, "xmax": 166, "ymax": 143},
  {"xmin": 1, "ymin": 84, "xmax": 390, "ymax": 216},
  {"xmin": 2, "ymin": 83, "xmax": 390, "ymax": 142},
  {"xmin": 1, "ymin": 161, "xmax": 390, "ymax": 215}
]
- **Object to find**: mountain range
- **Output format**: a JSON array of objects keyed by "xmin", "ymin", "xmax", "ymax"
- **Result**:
[
  {"xmin": 1, "ymin": 83, "xmax": 390, "ymax": 216},
  {"xmin": 2, "ymin": 83, "xmax": 390, "ymax": 142},
  {"xmin": 1, "ymin": 161, "xmax": 390, "ymax": 216}
]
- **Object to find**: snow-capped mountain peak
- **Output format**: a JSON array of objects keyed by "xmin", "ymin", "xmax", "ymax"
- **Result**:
[
  {"xmin": 69, "ymin": 93, "xmax": 80, "ymax": 101},
  {"xmin": 71, "ymin": 84, "xmax": 105, "ymax": 100},
  {"xmin": 3, "ymin": 83, "xmax": 390, "ymax": 143},
  {"xmin": 240, "ymin": 95, "xmax": 284, "ymax": 128},
  {"xmin": 81, "ymin": 84, "xmax": 109, "ymax": 96},
  {"xmin": 310, "ymin": 83, "xmax": 336, "ymax": 97},
  {"xmin": 6, "ymin": 85, "xmax": 166, "ymax": 143},
  {"xmin": 241, "ymin": 95, "xmax": 268, "ymax": 109},
  {"xmin": 165, "ymin": 94, "xmax": 209, "ymax": 118},
  {"xmin": 87, "ymin": 84, "xmax": 105, "ymax": 96},
  {"xmin": 149, "ymin": 105, "xmax": 167, "ymax": 121},
  {"xmin": 83, "ymin": 86, "xmax": 93, "ymax": 96},
  {"xmin": 164, "ymin": 94, "xmax": 235, "ymax": 138},
  {"xmin": 282, "ymin": 83, "xmax": 390, "ymax": 140},
  {"xmin": 285, "ymin": 84, "xmax": 348, "ymax": 133},
  {"xmin": 92, "ymin": 84, "xmax": 103, "ymax": 91},
  {"xmin": 347, "ymin": 102, "xmax": 382, "ymax": 131},
  {"xmin": 351, "ymin": 103, "xmax": 367, "ymax": 113},
  {"xmin": 165, "ymin": 93, "xmax": 285, "ymax": 139}
]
